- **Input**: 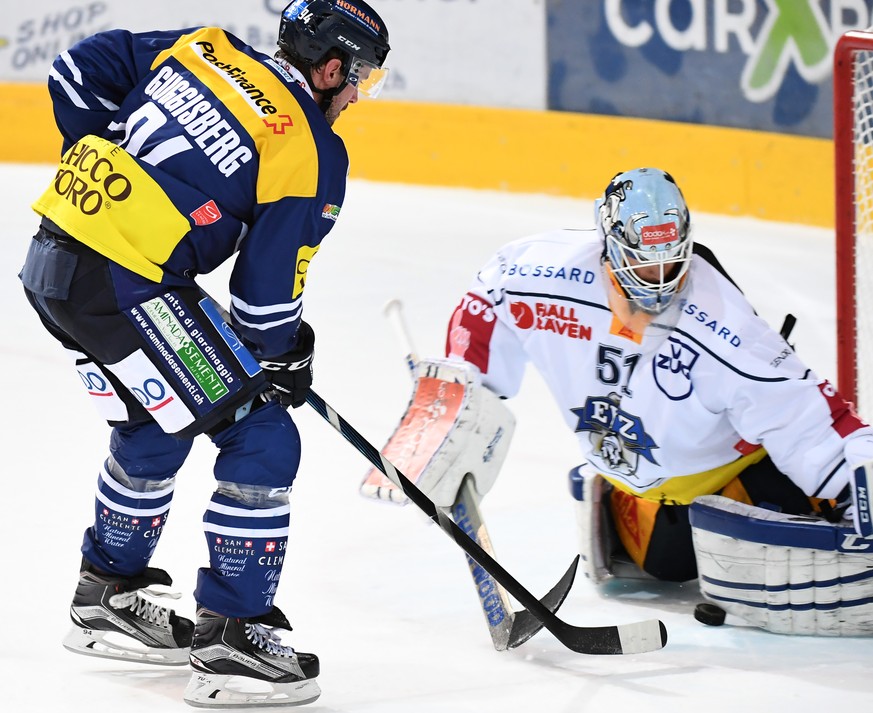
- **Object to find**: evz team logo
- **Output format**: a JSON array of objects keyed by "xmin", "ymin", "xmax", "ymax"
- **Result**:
[{"xmin": 571, "ymin": 393, "xmax": 659, "ymax": 476}]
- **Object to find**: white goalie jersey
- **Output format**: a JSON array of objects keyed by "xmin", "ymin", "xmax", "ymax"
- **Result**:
[{"xmin": 444, "ymin": 228, "xmax": 873, "ymax": 507}]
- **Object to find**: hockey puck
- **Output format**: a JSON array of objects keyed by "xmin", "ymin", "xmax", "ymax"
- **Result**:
[{"xmin": 693, "ymin": 602, "xmax": 726, "ymax": 626}]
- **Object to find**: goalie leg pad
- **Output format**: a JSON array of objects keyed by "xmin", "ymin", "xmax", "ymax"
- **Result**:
[
  {"xmin": 569, "ymin": 465, "xmax": 652, "ymax": 583},
  {"xmin": 570, "ymin": 466, "xmax": 610, "ymax": 583},
  {"xmin": 690, "ymin": 495, "xmax": 873, "ymax": 636}
]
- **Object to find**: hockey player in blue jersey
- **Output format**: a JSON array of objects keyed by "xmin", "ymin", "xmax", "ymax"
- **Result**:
[{"xmin": 18, "ymin": 1, "xmax": 390, "ymax": 706}]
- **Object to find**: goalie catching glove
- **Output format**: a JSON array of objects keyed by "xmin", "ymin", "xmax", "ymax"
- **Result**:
[
  {"xmin": 259, "ymin": 321, "xmax": 315, "ymax": 408},
  {"xmin": 362, "ymin": 358, "xmax": 516, "ymax": 507}
]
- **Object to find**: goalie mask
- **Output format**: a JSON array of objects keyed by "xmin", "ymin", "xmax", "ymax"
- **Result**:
[{"xmin": 598, "ymin": 168, "xmax": 692, "ymax": 314}]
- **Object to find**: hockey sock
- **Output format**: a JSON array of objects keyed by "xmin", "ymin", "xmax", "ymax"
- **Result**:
[
  {"xmin": 82, "ymin": 460, "xmax": 175, "ymax": 575},
  {"xmin": 194, "ymin": 490, "xmax": 291, "ymax": 618}
]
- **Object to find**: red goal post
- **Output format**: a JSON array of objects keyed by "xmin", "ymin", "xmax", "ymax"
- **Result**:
[{"xmin": 835, "ymin": 30, "xmax": 873, "ymax": 418}]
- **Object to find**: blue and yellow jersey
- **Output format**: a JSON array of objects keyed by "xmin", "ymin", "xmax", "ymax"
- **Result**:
[{"xmin": 32, "ymin": 27, "xmax": 349, "ymax": 359}]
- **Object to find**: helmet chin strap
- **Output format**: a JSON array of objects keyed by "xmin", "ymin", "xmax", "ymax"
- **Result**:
[{"xmin": 305, "ymin": 66, "xmax": 348, "ymax": 114}]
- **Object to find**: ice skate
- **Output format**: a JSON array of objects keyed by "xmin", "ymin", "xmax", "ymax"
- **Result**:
[
  {"xmin": 184, "ymin": 607, "xmax": 321, "ymax": 708},
  {"xmin": 62, "ymin": 558, "xmax": 194, "ymax": 665}
]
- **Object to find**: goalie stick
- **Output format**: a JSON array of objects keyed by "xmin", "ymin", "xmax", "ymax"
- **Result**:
[
  {"xmin": 306, "ymin": 388, "xmax": 667, "ymax": 655},
  {"xmin": 382, "ymin": 298, "xmax": 560, "ymax": 650}
]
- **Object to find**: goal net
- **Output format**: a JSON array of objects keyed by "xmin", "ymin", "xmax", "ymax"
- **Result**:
[{"xmin": 835, "ymin": 30, "xmax": 873, "ymax": 419}]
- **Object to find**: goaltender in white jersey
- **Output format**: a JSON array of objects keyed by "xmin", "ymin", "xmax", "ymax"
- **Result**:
[
  {"xmin": 452, "ymin": 228, "xmax": 858, "ymax": 503},
  {"xmin": 370, "ymin": 168, "xmax": 873, "ymax": 637}
]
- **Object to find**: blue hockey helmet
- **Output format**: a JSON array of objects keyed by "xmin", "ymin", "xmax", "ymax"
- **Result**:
[
  {"xmin": 598, "ymin": 168, "xmax": 692, "ymax": 314},
  {"xmin": 278, "ymin": 0, "xmax": 391, "ymax": 98}
]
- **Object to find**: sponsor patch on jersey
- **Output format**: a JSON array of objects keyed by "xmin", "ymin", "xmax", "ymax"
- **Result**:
[
  {"xmin": 446, "ymin": 293, "xmax": 496, "ymax": 373},
  {"xmin": 322, "ymin": 203, "xmax": 341, "ymax": 221},
  {"xmin": 264, "ymin": 114, "xmax": 294, "ymax": 135},
  {"xmin": 653, "ymin": 336, "xmax": 698, "ymax": 400},
  {"xmin": 505, "ymin": 263, "xmax": 596, "ymax": 282},
  {"xmin": 509, "ymin": 300, "xmax": 592, "ymax": 340},
  {"xmin": 73, "ymin": 354, "xmax": 129, "ymax": 422},
  {"xmin": 641, "ymin": 222, "xmax": 678, "ymax": 246},
  {"xmin": 190, "ymin": 200, "xmax": 222, "ymax": 226},
  {"xmin": 293, "ymin": 244, "xmax": 321, "ymax": 298},
  {"xmin": 32, "ymin": 135, "xmax": 189, "ymax": 282},
  {"xmin": 198, "ymin": 297, "xmax": 262, "ymax": 377},
  {"xmin": 139, "ymin": 297, "xmax": 230, "ymax": 404},
  {"xmin": 107, "ymin": 349, "xmax": 195, "ymax": 433},
  {"xmin": 125, "ymin": 294, "xmax": 254, "ymax": 428}
]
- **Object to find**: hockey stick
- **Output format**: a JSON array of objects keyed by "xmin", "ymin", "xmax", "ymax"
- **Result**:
[
  {"xmin": 383, "ymin": 298, "xmax": 563, "ymax": 650},
  {"xmin": 202, "ymin": 293, "xmax": 666, "ymax": 653},
  {"xmin": 306, "ymin": 388, "xmax": 667, "ymax": 654}
]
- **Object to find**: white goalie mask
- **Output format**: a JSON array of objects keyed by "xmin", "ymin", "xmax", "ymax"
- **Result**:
[{"xmin": 597, "ymin": 168, "xmax": 692, "ymax": 314}]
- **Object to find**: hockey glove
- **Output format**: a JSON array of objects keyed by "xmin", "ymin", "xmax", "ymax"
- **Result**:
[{"xmin": 259, "ymin": 321, "xmax": 315, "ymax": 408}]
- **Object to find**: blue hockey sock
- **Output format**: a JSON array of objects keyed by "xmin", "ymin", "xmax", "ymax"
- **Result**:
[
  {"xmin": 82, "ymin": 460, "xmax": 175, "ymax": 575},
  {"xmin": 194, "ymin": 491, "xmax": 291, "ymax": 617}
]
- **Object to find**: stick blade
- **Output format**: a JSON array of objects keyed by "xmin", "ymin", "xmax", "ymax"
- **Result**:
[
  {"xmin": 616, "ymin": 619, "xmax": 669, "ymax": 655},
  {"xmin": 555, "ymin": 617, "xmax": 668, "ymax": 655},
  {"xmin": 506, "ymin": 555, "xmax": 579, "ymax": 649}
]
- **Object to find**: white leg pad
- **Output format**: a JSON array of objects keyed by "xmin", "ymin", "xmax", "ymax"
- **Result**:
[
  {"xmin": 569, "ymin": 465, "xmax": 651, "ymax": 583},
  {"xmin": 690, "ymin": 494, "xmax": 873, "ymax": 636},
  {"xmin": 570, "ymin": 466, "xmax": 611, "ymax": 583}
]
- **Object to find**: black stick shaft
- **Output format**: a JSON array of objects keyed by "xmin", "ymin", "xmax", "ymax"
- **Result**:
[{"xmin": 306, "ymin": 389, "xmax": 667, "ymax": 655}]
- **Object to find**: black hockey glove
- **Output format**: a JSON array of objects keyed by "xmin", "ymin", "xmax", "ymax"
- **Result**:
[{"xmin": 259, "ymin": 321, "xmax": 315, "ymax": 409}]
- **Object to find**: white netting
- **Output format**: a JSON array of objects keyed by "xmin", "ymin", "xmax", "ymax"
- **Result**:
[{"xmin": 853, "ymin": 49, "xmax": 873, "ymax": 419}]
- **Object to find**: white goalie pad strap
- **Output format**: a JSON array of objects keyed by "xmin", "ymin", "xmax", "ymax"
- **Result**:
[
  {"xmin": 690, "ymin": 495, "xmax": 873, "ymax": 636},
  {"xmin": 361, "ymin": 358, "xmax": 516, "ymax": 508}
]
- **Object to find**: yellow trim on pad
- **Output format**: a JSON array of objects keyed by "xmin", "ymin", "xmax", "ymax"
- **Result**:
[{"xmin": 0, "ymin": 82, "xmax": 834, "ymax": 227}]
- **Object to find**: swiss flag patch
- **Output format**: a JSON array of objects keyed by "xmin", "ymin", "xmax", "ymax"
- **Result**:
[{"xmin": 190, "ymin": 200, "xmax": 222, "ymax": 226}]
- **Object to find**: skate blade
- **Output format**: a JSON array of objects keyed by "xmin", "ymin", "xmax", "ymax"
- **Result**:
[
  {"xmin": 183, "ymin": 671, "xmax": 322, "ymax": 708},
  {"xmin": 62, "ymin": 625, "xmax": 189, "ymax": 666}
]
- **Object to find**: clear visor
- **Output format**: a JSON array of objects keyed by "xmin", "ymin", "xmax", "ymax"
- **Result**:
[{"xmin": 347, "ymin": 57, "xmax": 389, "ymax": 99}]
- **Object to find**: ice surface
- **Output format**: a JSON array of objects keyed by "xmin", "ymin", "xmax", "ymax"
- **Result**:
[{"xmin": 2, "ymin": 163, "xmax": 869, "ymax": 711}]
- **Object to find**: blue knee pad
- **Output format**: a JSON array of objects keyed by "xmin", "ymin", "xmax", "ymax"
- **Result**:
[
  {"xmin": 110, "ymin": 420, "xmax": 193, "ymax": 480},
  {"xmin": 211, "ymin": 400, "xmax": 300, "ymax": 488}
]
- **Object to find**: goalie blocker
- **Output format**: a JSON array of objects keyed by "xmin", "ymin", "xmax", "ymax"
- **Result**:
[{"xmin": 360, "ymin": 358, "xmax": 515, "ymax": 507}]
